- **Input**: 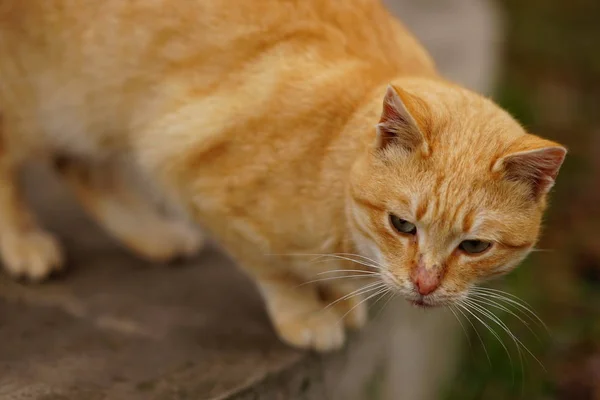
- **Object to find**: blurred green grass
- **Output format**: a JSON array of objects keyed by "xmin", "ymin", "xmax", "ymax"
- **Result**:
[{"xmin": 444, "ymin": 0, "xmax": 600, "ymax": 399}]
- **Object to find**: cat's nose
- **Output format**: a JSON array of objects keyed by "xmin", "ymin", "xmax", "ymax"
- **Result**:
[{"xmin": 411, "ymin": 263, "xmax": 442, "ymax": 296}]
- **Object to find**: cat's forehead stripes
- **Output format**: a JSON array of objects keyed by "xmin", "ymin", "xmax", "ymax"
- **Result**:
[
  {"xmin": 412, "ymin": 178, "xmax": 478, "ymax": 234},
  {"xmin": 461, "ymin": 208, "xmax": 477, "ymax": 232},
  {"xmin": 351, "ymin": 194, "xmax": 387, "ymax": 213},
  {"xmin": 415, "ymin": 198, "xmax": 428, "ymax": 220}
]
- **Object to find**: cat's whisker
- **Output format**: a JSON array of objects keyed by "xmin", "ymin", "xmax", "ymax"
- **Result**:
[
  {"xmin": 309, "ymin": 255, "xmax": 380, "ymax": 271},
  {"xmin": 303, "ymin": 252, "xmax": 378, "ymax": 263},
  {"xmin": 462, "ymin": 298, "xmax": 524, "ymax": 377},
  {"xmin": 327, "ymin": 283, "xmax": 387, "ymax": 312},
  {"xmin": 469, "ymin": 287, "xmax": 527, "ymax": 305},
  {"xmin": 469, "ymin": 287, "xmax": 549, "ymax": 333},
  {"xmin": 368, "ymin": 286, "xmax": 391, "ymax": 311},
  {"xmin": 330, "ymin": 253, "xmax": 383, "ymax": 268},
  {"xmin": 274, "ymin": 252, "xmax": 384, "ymax": 271},
  {"xmin": 452, "ymin": 303, "xmax": 491, "ymax": 365},
  {"xmin": 470, "ymin": 286, "xmax": 536, "ymax": 309},
  {"xmin": 315, "ymin": 269, "xmax": 379, "ymax": 276},
  {"xmin": 338, "ymin": 286, "xmax": 390, "ymax": 323},
  {"xmin": 297, "ymin": 274, "xmax": 378, "ymax": 287},
  {"xmin": 376, "ymin": 269, "xmax": 401, "ymax": 288},
  {"xmin": 464, "ymin": 297, "xmax": 545, "ymax": 371},
  {"xmin": 310, "ymin": 253, "xmax": 383, "ymax": 270},
  {"xmin": 530, "ymin": 248, "xmax": 554, "ymax": 253},
  {"xmin": 457, "ymin": 302, "xmax": 512, "ymax": 369},
  {"xmin": 324, "ymin": 281, "xmax": 386, "ymax": 310},
  {"xmin": 374, "ymin": 290, "xmax": 396, "ymax": 320},
  {"xmin": 306, "ymin": 252, "xmax": 375, "ymax": 262},
  {"xmin": 446, "ymin": 306, "xmax": 472, "ymax": 350},
  {"xmin": 468, "ymin": 293, "xmax": 542, "ymax": 343},
  {"xmin": 308, "ymin": 258, "xmax": 379, "ymax": 270}
]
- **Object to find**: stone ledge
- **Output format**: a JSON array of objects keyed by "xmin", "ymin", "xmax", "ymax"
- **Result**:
[{"xmin": 0, "ymin": 165, "xmax": 399, "ymax": 400}]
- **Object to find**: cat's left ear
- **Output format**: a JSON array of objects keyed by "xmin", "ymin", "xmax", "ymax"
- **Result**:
[
  {"xmin": 493, "ymin": 135, "xmax": 567, "ymax": 199},
  {"xmin": 375, "ymin": 85, "xmax": 430, "ymax": 155}
]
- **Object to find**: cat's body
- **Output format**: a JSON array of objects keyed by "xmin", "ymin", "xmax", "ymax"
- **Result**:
[{"xmin": 0, "ymin": 0, "xmax": 565, "ymax": 351}]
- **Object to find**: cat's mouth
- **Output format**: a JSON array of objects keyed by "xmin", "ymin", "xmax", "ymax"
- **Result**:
[
  {"xmin": 409, "ymin": 294, "xmax": 460, "ymax": 308},
  {"xmin": 407, "ymin": 290, "xmax": 461, "ymax": 308}
]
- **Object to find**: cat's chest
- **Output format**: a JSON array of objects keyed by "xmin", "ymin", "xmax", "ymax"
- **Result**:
[
  {"xmin": 15, "ymin": 90, "xmax": 127, "ymax": 159},
  {"xmin": 0, "ymin": 60, "xmax": 130, "ymax": 159}
]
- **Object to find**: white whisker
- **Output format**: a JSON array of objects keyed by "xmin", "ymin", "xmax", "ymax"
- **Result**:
[
  {"xmin": 315, "ymin": 269, "xmax": 379, "ymax": 276},
  {"xmin": 368, "ymin": 286, "xmax": 392, "ymax": 311},
  {"xmin": 463, "ymin": 298, "xmax": 523, "ymax": 378},
  {"xmin": 453, "ymin": 304, "xmax": 491, "ymax": 365},
  {"xmin": 374, "ymin": 291, "xmax": 396, "ymax": 320},
  {"xmin": 530, "ymin": 248, "xmax": 554, "ymax": 253},
  {"xmin": 324, "ymin": 281, "xmax": 386, "ymax": 310},
  {"xmin": 468, "ymin": 293, "xmax": 542, "ymax": 342},
  {"xmin": 458, "ymin": 302, "xmax": 512, "ymax": 369},
  {"xmin": 297, "ymin": 274, "xmax": 377, "ymax": 287},
  {"xmin": 308, "ymin": 257, "xmax": 378, "ymax": 268},
  {"xmin": 271, "ymin": 252, "xmax": 384, "ymax": 270},
  {"xmin": 332, "ymin": 253, "xmax": 383, "ymax": 268},
  {"xmin": 464, "ymin": 298, "xmax": 545, "ymax": 371},
  {"xmin": 447, "ymin": 306, "xmax": 472, "ymax": 350},
  {"xmin": 309, "ymin": 254, "xmax": 382, "ymax": 270},
  {"xmin": 338, "ymin": 287, "xmax": 389, "ymax": 323},
  {"xmin": 470, "ymin": 287, "xmax": 549, "ymax": 332},
  {"xmin": 309, "ymin": 256, "xmax": 379, "ymax": 270}
]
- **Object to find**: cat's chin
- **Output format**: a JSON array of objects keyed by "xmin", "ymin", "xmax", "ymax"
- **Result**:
[
  {"xmin": 403, "ymin": 293, "xmax": 438, "ymax": 308},
  {"xmin": 410, "ymin": 299, "xmax": 434, "ymax": 308}
]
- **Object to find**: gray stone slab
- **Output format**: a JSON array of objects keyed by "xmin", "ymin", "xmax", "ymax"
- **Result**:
[
  {"xmin": 0, "ymin": 167, "xmax": 400, "ymax": 400},
  {"xmin": 0, "ymin": 166, "xmax": 298, "ymax": 399}
]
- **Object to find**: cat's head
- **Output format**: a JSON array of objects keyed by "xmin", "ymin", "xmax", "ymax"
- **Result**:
[{"xmin": 348, "ymin": 81, "xmax": 566, "ymax": 307}]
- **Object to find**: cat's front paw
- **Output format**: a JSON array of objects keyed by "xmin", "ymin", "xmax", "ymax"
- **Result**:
[
  {"xmin": 0, "ymin": 230, "xmax": 64, "ymax": 281},
  {"xmin": 273, "ymin": 308, "xmax": 346, "ymax": 352}
]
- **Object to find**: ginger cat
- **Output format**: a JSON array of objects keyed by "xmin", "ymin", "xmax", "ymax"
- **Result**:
[{"xmin": 0, "ymin": 0, "xmax": 565, "ymax": 351}]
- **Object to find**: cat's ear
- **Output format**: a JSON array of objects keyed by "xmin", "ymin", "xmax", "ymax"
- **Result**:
[
  {"xmin": 375, "ymin": 85, "xmax": 429, "ymax": 154},
  {"xmin": 493, "ymin": 135, "xmax": 567, "ymax": 199}
]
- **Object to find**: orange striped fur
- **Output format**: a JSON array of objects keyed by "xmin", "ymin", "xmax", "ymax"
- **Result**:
[{"xmin": 0, "ymin": 0, "xmax": 565, "ymax": 351}]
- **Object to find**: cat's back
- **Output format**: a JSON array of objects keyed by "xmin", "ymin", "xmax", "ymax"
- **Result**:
[
  {"xmin": 0, "ymin": 0, "xmax": 433, "ymax": 79},
  {"xmin": 0, "ymin": 0, "xmax": 435, "ymax": 155}
]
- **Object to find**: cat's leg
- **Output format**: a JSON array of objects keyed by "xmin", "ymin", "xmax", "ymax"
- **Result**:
[
  {"xmin": 55, "ymin": 157, "xmax": 204, "ymax": 263},
  {"xmin": 230, "ymin": 251, "xmax": 371, "ymax": 351},
  {"xmin": 0, "ymin": 126, "xmax": 64, "ymax": 280},
  {"xmin": 287, "ymin": 256, "xmax": 372, "ymax": 330},
  {"xmin": 254, "ymin": 269, "xmax": 347, "ymax": 351}
]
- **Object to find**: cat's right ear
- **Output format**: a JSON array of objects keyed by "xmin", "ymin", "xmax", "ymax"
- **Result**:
[
  {"xmin": 493, "ymin": 135, "xmax": 567, "ymax": 200},
  {"xmin": 375, "ymin": 85, "xmax": 429, "ymax": 155}
]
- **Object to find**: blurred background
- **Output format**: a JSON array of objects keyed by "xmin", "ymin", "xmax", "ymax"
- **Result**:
[{"xmin": 434, "ymin": 0, "xmax": 600, "ymax": 398}]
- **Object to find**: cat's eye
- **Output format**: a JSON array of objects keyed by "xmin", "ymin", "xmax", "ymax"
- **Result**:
[
  {"xmin": 459, "ymin": 240, "xmax": 491, "ymax": 254},
  {"xmin": 389, "ymin": 214, "xmax": 417, "ymax": 235}
]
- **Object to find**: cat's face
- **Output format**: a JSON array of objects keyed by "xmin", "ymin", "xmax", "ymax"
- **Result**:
[{"xmin": 348, "ymin": 83, "xmax": 566, "ymax": 307}]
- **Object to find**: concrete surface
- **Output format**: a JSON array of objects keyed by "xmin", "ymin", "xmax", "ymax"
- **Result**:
[
  {"xmin": 0, "ymin": 165, "xmax": 413, "ymax": 400},
  {"xmin": 0, "ymin": 1, "xmax": 502, "ymax": 399},
  {"xmin": 0, "ymin": 165, "xmax": 409, "ymax": 400}
]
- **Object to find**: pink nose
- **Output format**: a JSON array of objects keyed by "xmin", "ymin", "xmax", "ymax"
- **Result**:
[{"xmin": 411, "ymin": 263, "xmax": 441, "ymax": 296}]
